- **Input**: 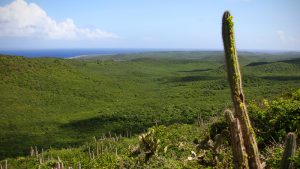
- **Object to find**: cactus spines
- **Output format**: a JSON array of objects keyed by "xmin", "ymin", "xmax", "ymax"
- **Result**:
[
  {"xmin": 225, "ymin": 109, "xmax": 249, "ymax": 169},
  {"xmin": 222, "ymin": 11, "xmax": 262, "ymax": 169},
  {"xmin": 280, "ymin": 132, "xmax": 297, "ymax": 169}
]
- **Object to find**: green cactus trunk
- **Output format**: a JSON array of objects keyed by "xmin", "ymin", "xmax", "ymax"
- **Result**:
[
  {"xmin": 280, "ymin": 132, "xmax": 297, "ymax": 169},
  {"xmin": 222, "ymin": 11, "xmax": 262, "ymax": 169},
  {"xmin": 225, "ymin": 110, "xmax": 249, "ymax": 169}
]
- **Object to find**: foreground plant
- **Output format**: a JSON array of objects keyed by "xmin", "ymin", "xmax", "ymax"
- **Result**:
[
  {"xmin": 221, "ymin": 10, "xmax": 300, "ymax": 169},
  {"xmin": 222, "ymin": 10, "xmax": 262, "ymax": 169},
  {"xmin": 130, "ymin": 128, "xmax": 160, "ymax": 163},
  {"xmin": 280, "ymin": 132, "xmax": 297, "ymax": 169}
]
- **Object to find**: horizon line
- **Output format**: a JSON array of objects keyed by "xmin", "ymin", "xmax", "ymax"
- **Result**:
[{"xmin": 0, "ymin": 48, "xmax": 300, "ymax": 53}]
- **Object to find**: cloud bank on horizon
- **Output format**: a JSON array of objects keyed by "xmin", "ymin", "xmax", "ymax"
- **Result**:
[{"xmin": 0, "ymin": 0, "xmax": 118, "ymax": 40}]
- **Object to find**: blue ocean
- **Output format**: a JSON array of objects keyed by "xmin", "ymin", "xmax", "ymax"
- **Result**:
[{"xmin": 0, "ymin": 48, "xmax": 163, "ymax": 58}]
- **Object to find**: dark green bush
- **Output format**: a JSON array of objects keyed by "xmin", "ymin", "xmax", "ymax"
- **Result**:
[{"xmin": 248, "ymin": 89, "xmax": 300, "ymax": 147}]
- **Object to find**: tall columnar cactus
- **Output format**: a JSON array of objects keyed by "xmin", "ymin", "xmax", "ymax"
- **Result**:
[
  {"xmin": 280, "ymin": 132, "xmax": 297, "ymax": 169},
  {"xmin": 222, "ymin": 11, "xmax": 262, "ymax": 169},
  {"xmin": 225, "ymin": 110, "xmax": 249, "ymax": 169}
]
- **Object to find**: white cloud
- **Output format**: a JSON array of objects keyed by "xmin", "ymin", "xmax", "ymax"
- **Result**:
[
  {"xmin": 276, "ymin": 30, "xmax": 286, "ymax": 43},
  {"xmin": 276, "ymin": 30, "xmax": 300, "ymax": 44},
  {"xmin": 0, "ymin": 0, "xmax": 118, "ymax": 40},
  {"xmin": 276, "ymin": 30, "xmax": 300, "ymax": 50}
]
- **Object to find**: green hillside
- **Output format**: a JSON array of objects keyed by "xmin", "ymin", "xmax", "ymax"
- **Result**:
[
  {"xmin": 1, "ymin": 88, "xmax": 300, "ymax": 168},
  {"xmin": 0, "ymin": 53, "xmax": 300, "ymax": 162},
  {"xmin": 74, "ymin": 51, "xmax": 300, "ymax": 65}
]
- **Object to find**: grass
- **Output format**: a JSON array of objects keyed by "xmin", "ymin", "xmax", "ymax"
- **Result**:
[{"xmin": 0, "ymin": 51, "xmax": 300, "ymax": 160}]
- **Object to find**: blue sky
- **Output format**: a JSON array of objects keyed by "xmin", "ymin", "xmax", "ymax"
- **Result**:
[{"xmin": 0, "ymin": 0, "xmax": 299, "ymax": 51}]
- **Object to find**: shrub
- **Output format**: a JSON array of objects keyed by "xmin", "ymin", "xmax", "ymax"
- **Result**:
[{"xmin": 248, "ymin": 89, "xmax": 300, "ymax": 147}]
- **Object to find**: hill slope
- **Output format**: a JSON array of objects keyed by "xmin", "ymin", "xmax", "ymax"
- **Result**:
[
  {"xmin": 0, "ymin": 53, "xmax": 300, "ymax": 159},
  {"xmin": 2, "ymin": 88, "xmax": 300, "ymax": 168}
]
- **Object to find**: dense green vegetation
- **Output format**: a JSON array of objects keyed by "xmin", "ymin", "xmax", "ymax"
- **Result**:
[
  {"xmin": 249, "ymin": 89, "xmax": 300, "ymax": 146},
  {"xmin": 1, "ymin": 89, "xmax": 299, "ymax": 168},
  {"xmin": 0, "ymin": 51, "xmax": 300, "ymax": 168}
]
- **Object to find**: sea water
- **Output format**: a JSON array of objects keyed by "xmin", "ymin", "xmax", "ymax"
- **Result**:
[{"xmin": 0, "ymin": 48, "xmax": 163, "ymax": 58}]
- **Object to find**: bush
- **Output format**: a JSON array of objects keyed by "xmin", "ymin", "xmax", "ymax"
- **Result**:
[{"xmin": 248, "ymin": 89, "xmax": 300, "ymax": 147}]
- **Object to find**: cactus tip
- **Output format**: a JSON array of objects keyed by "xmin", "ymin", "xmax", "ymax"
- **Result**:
[
  {"xmin": 224, "ymin": 109, "xmax": 234, "ymax": 123},
  {"xmin": 223, "ymin": 11, "xmax": 231, "ymax": 21}
]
